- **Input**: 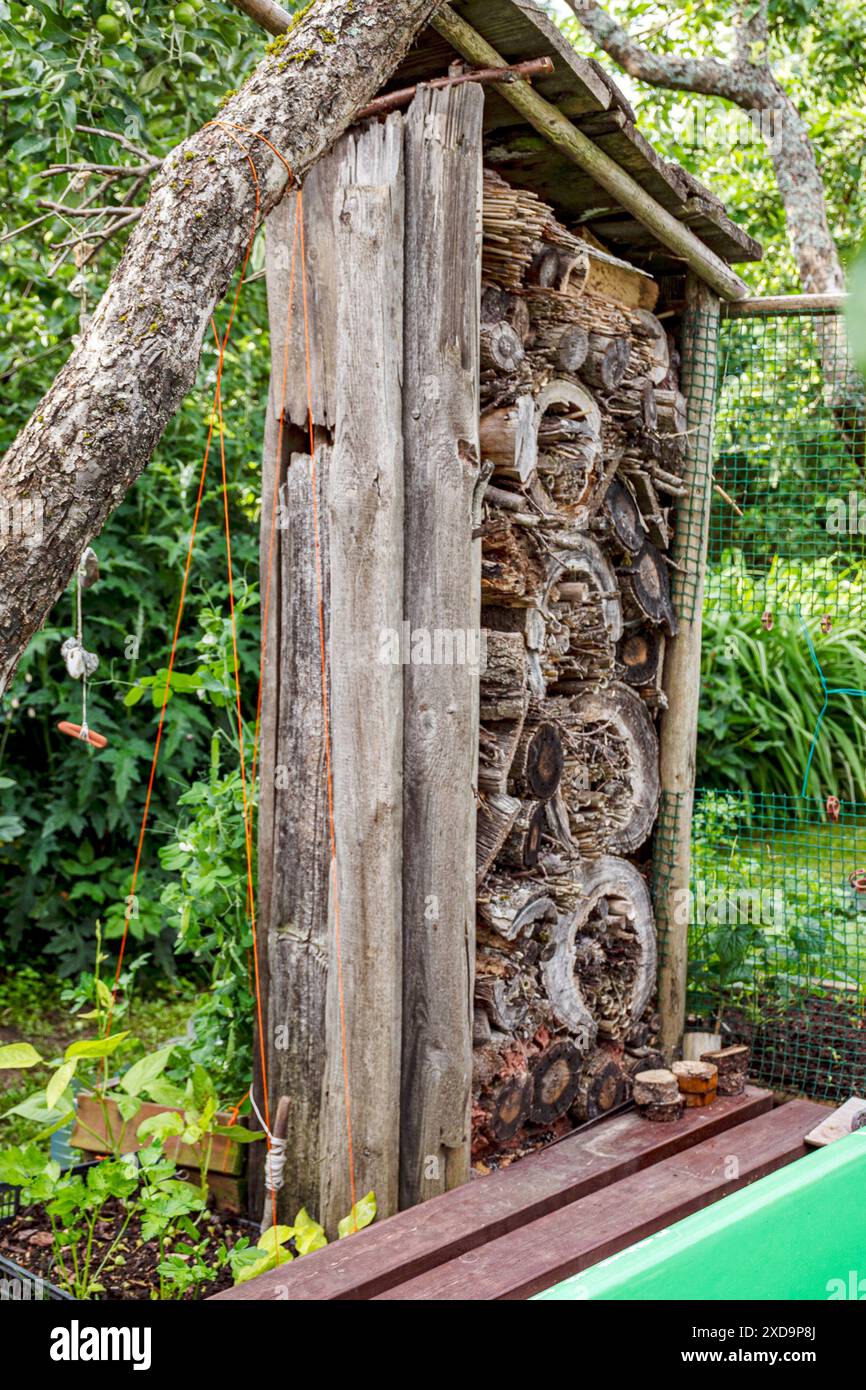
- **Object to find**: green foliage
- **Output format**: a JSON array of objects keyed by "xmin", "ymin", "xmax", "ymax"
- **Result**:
[
  {"xmin": 709, "ymin": 314, "xmax": 866, "ymax": 578},
  {"xmin": 0, "ymin": 3, "xmax": 305, "ymax": 1004},
  {"xmin": 0, "ymin": 1140, "xmax": 208, "ymax": 1299},
  {"xmin": 555, "ymin": 0, "xmax": 866, "ymax": 290},
  {"xmin": 0, "ymin": 962, "xmax": 260, "ymax": 1167},
  {"xmin": 688, "ymin": 790, "xmax": 866, "ymax": 1029},
  {"xmin": 157, "ymin": 736, "xmax": 255, "ymax": 1095},
  {"xmin": 228, "ymin": 1194, "xmax": 376, "ymax": 1285},
  {"xmin": 700, "ymin": 561, "xmax": 866, "ymax": 801}
]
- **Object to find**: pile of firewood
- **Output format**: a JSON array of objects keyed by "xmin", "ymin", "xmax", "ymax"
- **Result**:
[{"xmin": 473, "ymin": 169, "xmax": 686, "ymax": 1161}]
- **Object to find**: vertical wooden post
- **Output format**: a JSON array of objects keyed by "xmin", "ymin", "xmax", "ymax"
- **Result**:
[
  {"xmin": 319, "ymin": 116, "xmax": 405, "ymax": 1229},
  {"xmin": 256, "ymin": 437, "xmax": 333, "ymax": 1225},
  {"xmin": 400, "ymin": 84, "xmax": 484, "ymax": 1208},
  {"xmin": 258, "ymin": 117, "xmax": 405, "ymax": 1235},
  {"xmin": 657, "ymin": 273, "xmax": 720, "ymax": 1061}
]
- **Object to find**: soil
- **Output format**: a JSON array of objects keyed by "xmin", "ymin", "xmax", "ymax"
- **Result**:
[{"xmin": 0, "ymin": 1196, "xmax": 251, "ymax": 1300}]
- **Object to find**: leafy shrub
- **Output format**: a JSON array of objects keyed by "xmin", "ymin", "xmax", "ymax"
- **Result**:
[{"xmin": 700, "ymin": 560, "xmax": 866, "ymax": 801}]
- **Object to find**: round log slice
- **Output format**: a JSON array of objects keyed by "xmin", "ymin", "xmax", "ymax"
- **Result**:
[
  {"xmin": 572, "ymin": 1050, "xmax": 630, "ymax": 1122},
  {"xmin": 529, "ymin": 1040, "xmax": 584, "ymax": 1124},
  {"xmin": 566, "ymin": 684, "xmax": 660, "ymax": 854}
]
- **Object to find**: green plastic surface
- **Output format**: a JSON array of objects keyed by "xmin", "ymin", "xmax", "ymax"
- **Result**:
[{"xmin": 534, "ymin": 1128, "xmax": 866, "ymax": 1301}]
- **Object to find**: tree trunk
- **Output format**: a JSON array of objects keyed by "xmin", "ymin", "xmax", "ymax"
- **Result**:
[{"xmin": 0, "ymin": 0, "xmax": 442, "ymax": 694}]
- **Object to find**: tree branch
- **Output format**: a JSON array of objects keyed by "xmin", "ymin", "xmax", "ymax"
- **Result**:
[
  {"xmin": 566, "ymin": 0, "xmax": 767, "ymax": 106},
  {"xmin": 0, "ymin": 0, "xmax": 444, "ymax": 695}
]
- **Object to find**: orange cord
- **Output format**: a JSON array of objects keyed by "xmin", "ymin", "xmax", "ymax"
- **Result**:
[{"xmin": 107, "ymin": 121, "xmax": 359, "ymax": 1235}]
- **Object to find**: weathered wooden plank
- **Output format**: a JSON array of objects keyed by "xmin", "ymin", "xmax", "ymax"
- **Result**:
[
  {"xmin": 317, "ymin": 115, "xmax": 406, "ymax": 1230},
  {"xmin": 249, "ymin": 381, "xmax": 282, "ymax": 1219},
  {"xmin": 657, "ymin": 274, "xmax": 720, "ymax": 1061},
  {"xmin": 209, "ymin": 1088, "xmax": 772, "ymax": 1300},
  {"xmin": 265, "ymin": 160, "xmax": 340, "ymax": 430},
  {"xmin": 257, "ymin": 446, "xmax": 332, "ymax": 1226},
  {"xmin": 724, "ymin": 292, "xmax": 848, "ymax": 317},
  {"xmin": 374, "ymin": 1100, "xmax": 828, "ymax": 1299},
  {"xmin": 400, "ymin": 82, "xmax": 484, "ymax": 1209}
]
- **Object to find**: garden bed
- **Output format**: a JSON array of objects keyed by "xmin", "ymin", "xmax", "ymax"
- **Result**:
[{"xmin": 0, "ymin": 1191, "xmax": 249, "ymax": 1301}]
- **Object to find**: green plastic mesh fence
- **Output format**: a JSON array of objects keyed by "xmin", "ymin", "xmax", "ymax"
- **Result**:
[
  {"xmin": 668, "ymin": 305, "xmax": 716, "ymax": 626},
  {"xmin": 705, "ymin": 309, "xmax": 866, "ymax": 618},
  {"xmin": 655, "ymin": 787, "xmax": 866, "ymax": 1102}
]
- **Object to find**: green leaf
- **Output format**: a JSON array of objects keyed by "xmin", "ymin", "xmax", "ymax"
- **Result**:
[
  {"xmin": 120, "ymin": 1045, "xmax": 174, "ymax": 1098},
  {"xmin": 211, "ymin": 1124, "xmax": 264, "ymax": 1143},
  {"xmin": 137, "ymin": 1111, "xmax": 184, "ymax": 1143},
  {"xmin": 256, "ymin": 1225, "xmax": 294, "ymax": 1251},
  {"xmin": 337, "ymin": 1191, "xmax": 377, "ymax": 1239},
  {"xmin": 293, "ymin": 1207, "xmax": 327, "ymax": 1255},
  {"xmin": 46, "ymin": 1058, "xmax": 77, "ymax": 1110},
  {"xmin": 235, "ymin": 1245, "xmax": 292, "ymax": 1285},
  {"xmin": 145, "ymin": 1078, "xmax": 186, "ymax": 1108},
  {"xmin": 65, "ymin": 1031, "xmax": 130, "ymax": 1061},
  {"xmin": 0, "ymin": 1042, "xmax": 44, "ymax": 1069},
  {"xmin": 2, "ymin": 1093, "xmax": 74, "ymax": 1127}
]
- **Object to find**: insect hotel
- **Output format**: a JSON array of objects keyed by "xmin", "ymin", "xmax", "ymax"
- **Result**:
[{"xmin": 248, "ymin": 0, "xmax": 764, "ymax": 1269}]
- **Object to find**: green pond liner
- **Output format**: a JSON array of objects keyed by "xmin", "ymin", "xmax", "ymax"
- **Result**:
[{"xmin": 534, "ymin": 1128, "xmax": 866, "ymax": 1301}]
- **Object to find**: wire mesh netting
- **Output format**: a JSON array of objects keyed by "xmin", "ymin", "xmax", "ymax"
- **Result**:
[
  {"xmin": 652, "ymin": 303, "xmax": 866, "ymax": 1100},
  {"xmin": 667, "ymin": 306, "xmax": 715, "ymax": 626},
  {"xmin": 705, "ymin": 310, "xmax": 866, "ymax": 618},
  {"xmin": 686, "ymin": 788, "xmax": 866, "ymax": 1101},
  {"xmin": 654, "ymin": 787, "xmax": 866, "ymax": 1101}
]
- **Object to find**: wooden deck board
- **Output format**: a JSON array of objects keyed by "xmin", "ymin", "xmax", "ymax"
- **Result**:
[
  {"xmin": 374, "ymin": 1100, "xmax": 827, "ymax": 1300},
  {"xmin": 211, "ymin": 1087, "xmax": 771, "ymax": 1301}
]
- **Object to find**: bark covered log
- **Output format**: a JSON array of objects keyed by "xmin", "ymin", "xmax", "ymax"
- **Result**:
[{"xmin": 0, "ymin": 0, "xmax": 442, "ymax": 693}]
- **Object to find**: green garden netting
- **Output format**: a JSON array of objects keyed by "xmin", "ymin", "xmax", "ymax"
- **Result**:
[
  {"xmin": 683, "ymin": 788, "xmax": 866, "ymax": 1101},
  {"xmin": 654, "ymin": 787, "xmax": 866, "ymax": 1101},
  {"xmin": 705, "ymin": 309, "xmax": 866, "ymax": 618},
  {"xmin": 654, "ymin": 305, "xmax": 866, "ymax": 1100}
]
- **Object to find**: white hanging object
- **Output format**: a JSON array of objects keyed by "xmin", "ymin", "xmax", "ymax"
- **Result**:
[{"xmin": 61, "ymin": 637, "xmax": 99, "ymax": 682}]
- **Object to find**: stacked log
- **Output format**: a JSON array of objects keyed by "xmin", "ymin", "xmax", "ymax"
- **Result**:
[{"xmin": 473, "ymin": 166, "xmax": 683, "ymax": 1162}]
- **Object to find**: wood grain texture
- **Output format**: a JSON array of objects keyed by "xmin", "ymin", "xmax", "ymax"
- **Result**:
[
  {"xmin": 400, "ymin": 82, "xmax": 484, "ymax": 1209},
  {"xmin": 259, "ymin": 117, "xmax": 409, "ymax": 1236},
  {"xmin": 265, "ymin": 159, "xmax": 339, "ymax": 431},
  {"xmin": 257, "ymin": 446, "xmax": 333, "ymax": 1227},
  {"xmin": 657, "ymin": 275, "xmax": 720, "ymax": 1061},
  {"xmin": 210, "ymin": 1087, "xmax": 772, "ymax": 1300},
  {"xmin": 318, "ymin": 115, "xmax": 406, "ymax": 1229},
  {"xmin": 374, "ymin": 1100, "xmax": 827, "ymax": 1299}
]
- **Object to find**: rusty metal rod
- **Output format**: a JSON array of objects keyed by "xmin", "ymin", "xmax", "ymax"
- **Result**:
[{"xmin": 355, "ymin": 56, "xmax": 555, "ymax": 121}]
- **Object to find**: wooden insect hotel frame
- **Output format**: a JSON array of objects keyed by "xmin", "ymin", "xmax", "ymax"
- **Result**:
[{"xmin": 254, "ymin": 0, "xmax": 761, "ymax": 1235}]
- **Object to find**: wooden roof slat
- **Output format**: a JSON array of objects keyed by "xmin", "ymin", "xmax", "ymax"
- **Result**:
[
  {"xmin": 391, "ymin": 0, "xmax": 612, "ymax": 116},
  {"xmin": 392, "ymin": 0, "xmax": 761, "ymax": 271}
]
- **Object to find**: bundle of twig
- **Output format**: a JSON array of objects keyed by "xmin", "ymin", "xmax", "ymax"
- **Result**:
[{"xmin": 482, "ymin": 169, "xmax": 550, "ymax": 290}]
